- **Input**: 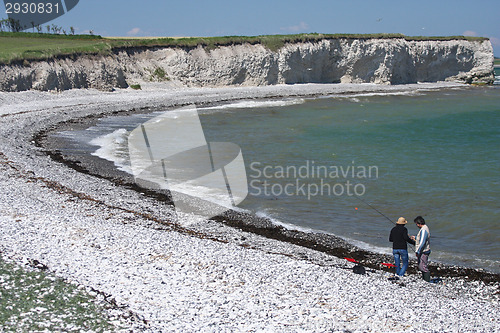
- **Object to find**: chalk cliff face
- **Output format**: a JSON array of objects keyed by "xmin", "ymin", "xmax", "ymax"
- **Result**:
[{"xmin": 0, "ymin": 38, "xmax": 494, "ymax": 91}]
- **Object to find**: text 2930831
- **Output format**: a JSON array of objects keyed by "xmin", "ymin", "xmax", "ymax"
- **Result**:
[{"xmin": 5, "ymin": 2, "xmax": 60, "ymax": 15}]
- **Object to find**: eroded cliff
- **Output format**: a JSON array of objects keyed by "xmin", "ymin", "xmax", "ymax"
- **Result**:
[{"xmin": 0, "ymin": 37, "xmax": 494, "ymax": 91}]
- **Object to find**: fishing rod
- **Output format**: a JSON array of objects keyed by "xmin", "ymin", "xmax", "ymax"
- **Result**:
[
  {"xmin": 353, "ymin": 195, "xmax": 416, "ymax": 252},
  {"xmin": 354, "ymin": 195, "xmax": 394, "ymax": 225}
]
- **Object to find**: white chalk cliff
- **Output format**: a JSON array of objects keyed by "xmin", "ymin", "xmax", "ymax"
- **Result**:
[{"xmin": 0, "ymin": 37, "xmax": 494, "ymax": 91}]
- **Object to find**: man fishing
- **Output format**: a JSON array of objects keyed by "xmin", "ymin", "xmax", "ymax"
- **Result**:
[
  {"xmin": 389, "ymin": 217, "xmax": 415, "ymax": 278},
  {"xmin": 412, "ymin": 216, "xmax": 431, "ymax": 282}
]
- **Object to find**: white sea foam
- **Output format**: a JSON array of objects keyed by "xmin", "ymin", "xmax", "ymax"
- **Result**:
[
  {"xmin": 256, "ymin": 210, "xmax": 319, "ymax": 234},
  {"xmin": 148, "ymin": 106, "xmax": 199, "ymax": 120},
  {"xmin": 254, "ymin": 210, "xmax": 414, "ymax": 262},
  {"xmin": 256, "ymin": 210, "xmax": 396, "ymax": 256},
  {"xmin": 90, "ymin": 128, "xmax": 249, "ymax": 213},
  {"xmin": 199, "ymin": 98, "xmax": 305, "ymax": 112},
  {"xmin": 171, "ymin": 180, "xmax": 248, "ymax": 208},
  {"xmin": 89, "ymin": 128, "xmax": 132, "ymax": 174},
  {"xmin": 339, "ymin": 90, "xmax": 424, "ymax": 99}
]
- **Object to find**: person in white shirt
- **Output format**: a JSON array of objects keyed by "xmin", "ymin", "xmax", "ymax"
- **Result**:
[{"xmin": 411, "ymin": 216, "xmax": 431, "ymax": 282}]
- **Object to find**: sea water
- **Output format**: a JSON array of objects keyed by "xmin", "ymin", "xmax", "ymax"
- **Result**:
[{"xmin": 55, "ymin": 82, "xmax": 500, "ymax": 273}]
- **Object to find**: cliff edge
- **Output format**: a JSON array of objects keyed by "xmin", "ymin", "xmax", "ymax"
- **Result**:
[{"xmin": 0, "ymin": 37, "xmax": 494, "ymax": 92}]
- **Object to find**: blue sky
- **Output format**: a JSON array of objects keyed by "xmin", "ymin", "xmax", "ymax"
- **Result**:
[{"xmin": 3, "ymin": 0, "xmax": 500, "ymax": 55}]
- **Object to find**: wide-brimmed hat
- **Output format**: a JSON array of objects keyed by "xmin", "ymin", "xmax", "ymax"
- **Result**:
[{"xmin": 397, "ymin": 217, "xmax": 407, "ymax": 225}]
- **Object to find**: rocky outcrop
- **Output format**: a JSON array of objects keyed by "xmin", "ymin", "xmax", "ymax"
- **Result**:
[{"xmin": 0, "ymin": 38, "xmax": 494, "ymax": 91}]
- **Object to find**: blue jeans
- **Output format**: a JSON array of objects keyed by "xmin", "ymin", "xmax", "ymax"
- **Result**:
[{"xmin": 393, "ymin": 249, "xmax": 409, "ymax": 276}]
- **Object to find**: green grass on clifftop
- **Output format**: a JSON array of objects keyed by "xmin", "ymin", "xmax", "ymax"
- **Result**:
[
  {"xmin": 0, "ymin": 32, "xmax": 109, "ymax": 64},
  {"xmin": 0, "ymin": 32, "xmax": 490, "ymax": 65}
]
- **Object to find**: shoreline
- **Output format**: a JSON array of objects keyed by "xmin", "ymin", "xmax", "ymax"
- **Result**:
[
  {"xmin": 33, "ymin": 127, "xmax": 500, "ymax": 281},
  {"xmin": 1, "ymin": 83, "xmax": 499, "ymax": 331},
  {"xmin": 36, "ymin": 84, "xmax": 499, "ymax": 279}
]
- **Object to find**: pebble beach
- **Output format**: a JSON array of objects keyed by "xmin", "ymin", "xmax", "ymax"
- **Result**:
[{"xmin": 0, "ymin": 83, "xmax": 499, "ymax": 332}]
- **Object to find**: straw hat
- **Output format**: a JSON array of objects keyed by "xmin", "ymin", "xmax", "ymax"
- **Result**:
[{"xmin": 397, "ymin": 217, "xmax": 407, "ymax": 225}]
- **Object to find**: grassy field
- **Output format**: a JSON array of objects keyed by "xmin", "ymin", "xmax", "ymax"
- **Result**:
[
  {"xmin": 0, "ymin": 32, "xmax": 110, "ymax": 64},
  {"xmin": 494, "ymin": 58, "xmax": 500, "ymax": 66},
  {"xmin": 0, "ymin": 31, "xmax": 491, "ymax": 64},
  {"xmin": 0, "ymin": 257, "xmax": 124, "ymax": 331}
]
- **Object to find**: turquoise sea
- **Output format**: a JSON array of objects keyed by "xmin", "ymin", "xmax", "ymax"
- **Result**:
[
  {"xmin": 56, "ymin": 77, "xmax": 500, "ymax": 273},
  {"xmin": 198, "ymin": 85, "xmax": 500, "ymax": 273}
]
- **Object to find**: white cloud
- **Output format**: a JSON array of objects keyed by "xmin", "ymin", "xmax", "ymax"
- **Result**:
[
  {"xmin": 463, "ymin": 30, "xmax": 478, "ymax": 37},
  {"xmin": 127, "ymin": 27, "xmax": 142, "ymax": 36},
  {"xmin": 281, "ymin": 22, "xmax": 309, "ymax": 33}
]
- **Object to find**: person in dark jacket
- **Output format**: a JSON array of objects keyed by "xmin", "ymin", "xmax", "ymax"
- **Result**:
[{"xmin": 389, "ymin": 217, "xmax": 415, "ymax": 277}]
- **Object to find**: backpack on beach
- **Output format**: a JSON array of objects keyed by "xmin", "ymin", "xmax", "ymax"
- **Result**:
[{"xmin": 353, "ymin": 264, "xmax": 366, "ymax": 275}]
